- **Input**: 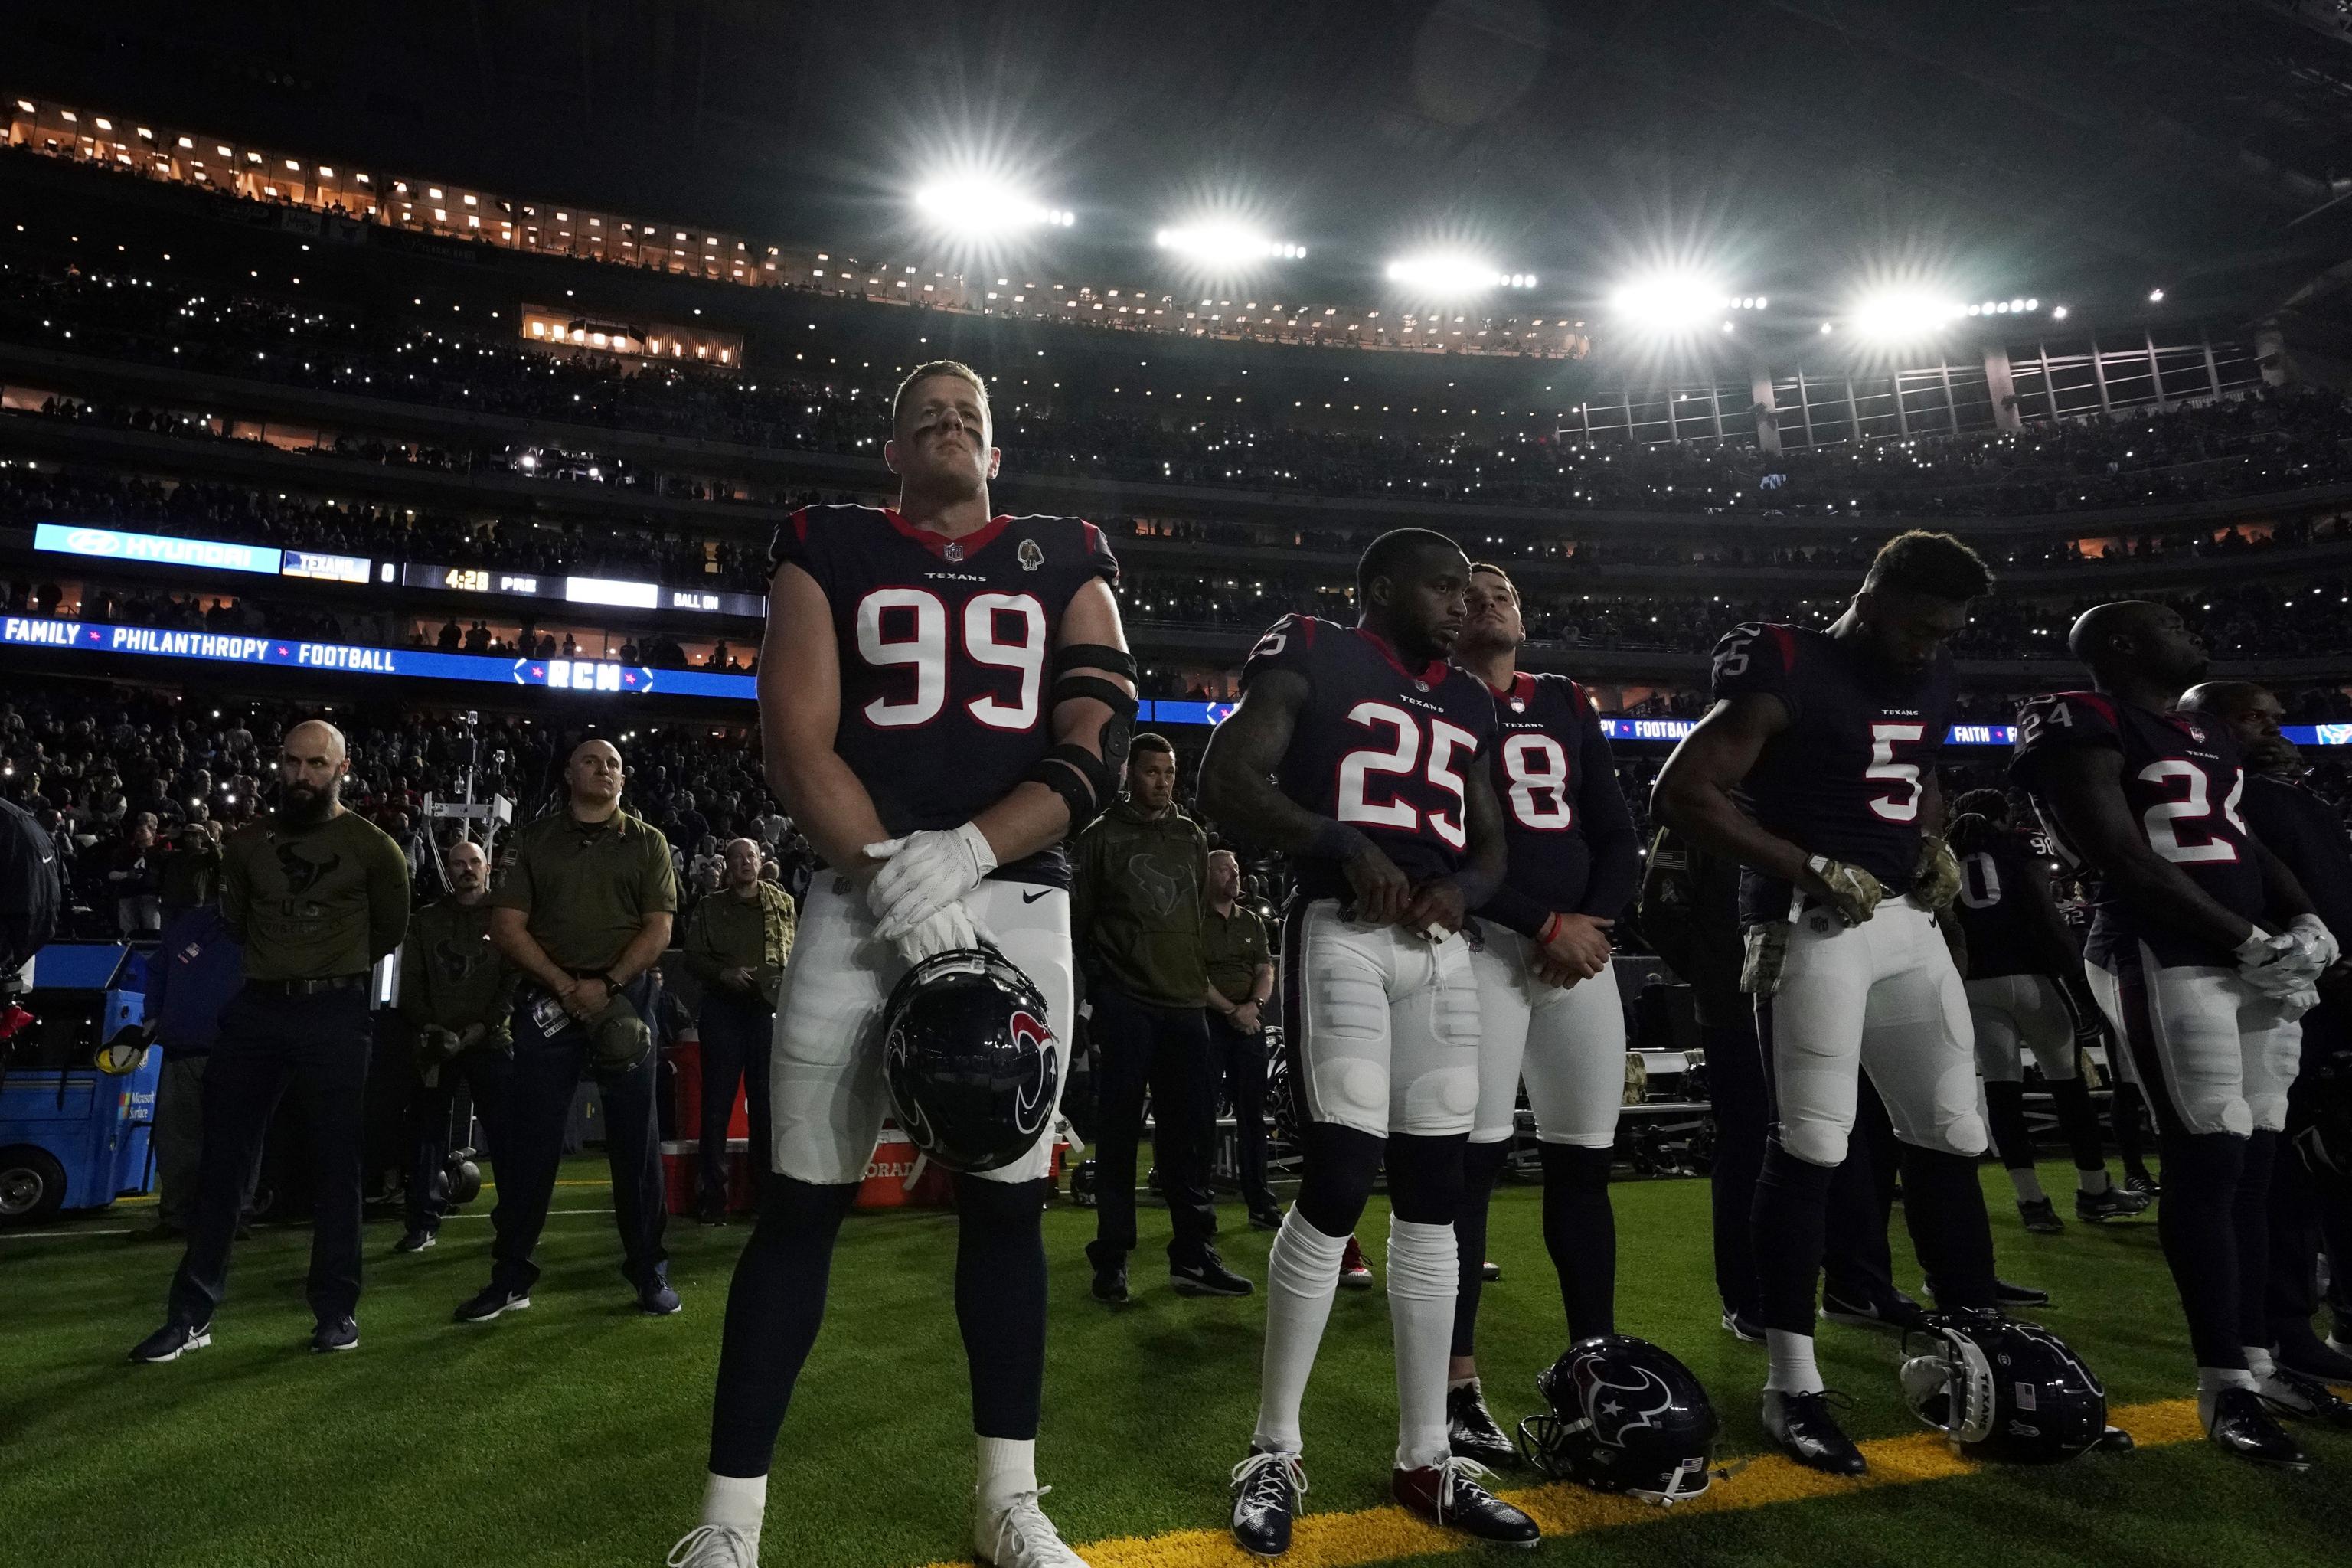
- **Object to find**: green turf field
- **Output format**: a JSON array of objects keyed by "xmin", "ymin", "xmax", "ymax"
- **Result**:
[{"xmin": 2, "ymin": 1158, "xmax": 2347, "ymax": 1567}]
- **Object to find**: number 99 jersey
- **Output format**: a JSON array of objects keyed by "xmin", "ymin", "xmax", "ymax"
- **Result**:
[
  {"xmin": 770, "ymin": 504, "xmax": 1119, "ymax": 887},
  {"xmin": 1708, "ymin": 622, "xmax": 1956, "ymax": 926},
  {"xmin": 2009, "ymin": 691, "xmax": 2263, "ymax": 969},
  {"xmin": 1241, "ymin": 614, "xmax": 1498, "ymax": 903}
]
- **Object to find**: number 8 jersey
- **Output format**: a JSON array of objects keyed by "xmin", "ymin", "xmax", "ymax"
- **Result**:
[
  {"xmin": 1709, "ymin": 621, "xmax": 1956, "ymax": 926},
  {"xmin": 1242, "ymin": 613, "xmax": 1499, "ymax": 903},
  {"xmin": 2009, "ymin": 691, "xmax": 2262, "ymax": 969},
  {"xmin": 770, "ymin": 504, "xmax": 1119, "ymax": 887}
]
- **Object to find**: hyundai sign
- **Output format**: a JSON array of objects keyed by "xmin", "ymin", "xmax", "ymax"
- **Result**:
[{"xmin": 35, "ymin": 523, "xmax": 283, "ymax": 577}]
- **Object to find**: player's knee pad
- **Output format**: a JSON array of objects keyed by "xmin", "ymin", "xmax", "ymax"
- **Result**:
[
  {"xmin": 1385, "ymin": 1132, "xmax": 1470, "ymax": 1226},
  {"xmin": 1776, "ymin": 1112, "xmax": 1850, "ymax": 1169},
  {"xmin": 2245, "ymin": 1089, "xmax": 2290, "ymax": 1135},
  {"xmin": 1294, "ymin": 1122, "xmax": 1385, "ymax": 1236}
]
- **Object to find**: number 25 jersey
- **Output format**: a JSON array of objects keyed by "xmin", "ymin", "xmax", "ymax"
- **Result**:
[
  {"xmin": 2009, "ymin": 691, "xmax": 2262, "ymax": 969},
  {"xmin": 770, "ymin": 504, "xmax": 1119, "ymax": 887},
  {"xmin": 1708, "ymin": 622, "xmax": 1955, "ymax": 926},
  {"xmin": 1242, "ymin": 614, "xmax": 1498, "ymax": 904}
]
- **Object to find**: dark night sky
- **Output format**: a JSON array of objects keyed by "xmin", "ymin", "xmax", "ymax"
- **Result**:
[{"xmin": 18, "ymin": 1, "xmax": 2352, "ymax": 319}]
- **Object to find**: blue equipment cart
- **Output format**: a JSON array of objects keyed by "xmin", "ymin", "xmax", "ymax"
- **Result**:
[{"xmin": 0, "ymin": 943, "xmax": 156, "ymax": 1223}]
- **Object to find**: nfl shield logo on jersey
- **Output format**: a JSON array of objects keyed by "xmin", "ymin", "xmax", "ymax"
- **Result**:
[
  {"xmin": 1018, "ymin": 537, "xmax": 1045, "ymax": 572},
  {"xmin": 943, "ymin": 541, "xmax": 965, "ymax": 562}
]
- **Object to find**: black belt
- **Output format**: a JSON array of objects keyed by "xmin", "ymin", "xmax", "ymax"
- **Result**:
[{"xmin": 244, "ymin": 974, "xmax": 368, "ymax": 996}]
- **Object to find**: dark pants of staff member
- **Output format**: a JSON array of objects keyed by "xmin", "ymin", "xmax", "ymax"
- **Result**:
[
  {"xmin": 1705, "ymin": 1018, "xmax": 1902, "ymax": 1318},
  {"xmin": 488, "ymin": 977, "xmax": 668, "ymax": 1296},
  {"xmin": 167, "ymin": 982, "xmax": 371, "ymax": 1328},
  {"xmin": 1086, "ymin": 984, "xmax": 1219, "ymax": 1270},
  {"xmin": 406, "ymin": 1050, "xmax": 512, "ymax": 1234},
  {"xmin": 697, "ymin": 988, "xmax": 775, "ymax": 1216},
  {"xmin": 1210, "ymin": 1013, "xmax": 1279, "ymax": 1218},
  {"xmin": 2271, "ymin": 1008, "xmax": 2352, "ymax": 1352}
]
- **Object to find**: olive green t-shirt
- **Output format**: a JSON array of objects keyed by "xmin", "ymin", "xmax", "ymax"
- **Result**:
[
  {"xmin": 491, "ymin": 808, "xmax": 678, "ymax": 972},
  {"xmin": 1202, "ymin": 904, "xmax": 1272, "ymax": 1009},
  {"xmin": 397, "ymin": 897, "xmax": 518, "ymax": 1047},
  {"xmin": 221, "ymin": 810, "xmax": 412, "ymax": 982}
]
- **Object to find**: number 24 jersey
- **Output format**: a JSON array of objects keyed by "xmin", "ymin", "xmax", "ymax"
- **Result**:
[
  {"xmin": 770, "ymin": 503, "xmax": 1119, "ymax": 887},
  {"xmin": 1241, "ymin": 614, "xmax": 1498, "ymax": 904},
  {"xmin": 2009, "ymin": 691, "xmax": 2263, "ymax": 969}
]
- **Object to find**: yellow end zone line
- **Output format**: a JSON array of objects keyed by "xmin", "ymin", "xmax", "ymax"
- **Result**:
[{"xmin": 923, "ymin": 1397, "xmax": 2210, "ymax": 1568}]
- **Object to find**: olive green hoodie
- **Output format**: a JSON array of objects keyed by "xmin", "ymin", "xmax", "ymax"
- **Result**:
[{"xmin": 1071, "ymin": 800, "xmax": 1209, "ymax": 1008}]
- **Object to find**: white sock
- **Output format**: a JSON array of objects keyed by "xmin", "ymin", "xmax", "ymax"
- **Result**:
[
  {"xmin": 1385, "ymin": 1215, "xmax": 1460, "ymax": 1471},
  {"xmin": 1766, "ymin": 1329, "xmax": 1824, "ymax": 1396},
  {"xmin": 1252, "ymin": 1209, "xmax": 1348, "ymax": 1455},
  {"xmin": 2008, "ymin": 1168, "xmax": 2047, "ymax": 1204},
  {"xmin": 975, "ymin": 1436, "xmax": 1037, "ymax": 1517},
  {"xmin": 701, "ymin": 1472, "xmax": 767, "ymax": 1535},
  {"xmin": 2244, "ymin": 1344, "xmax": 2278, "ymax": 1382},
  {"xmin": 2197, "ymin": 1365, "xmax": 2259, "ymax": 1428},
  {"xmin": 2078, "ymin": 1168, "xmax": 2111, "ymax": 1196}
]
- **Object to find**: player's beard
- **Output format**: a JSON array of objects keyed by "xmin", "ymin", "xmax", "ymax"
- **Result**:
[{"xmin": 282, "ymin": 781, "xmax": 336, "ymax": 825}]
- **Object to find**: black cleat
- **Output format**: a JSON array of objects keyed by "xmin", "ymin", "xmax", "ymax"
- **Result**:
[
  {"xmin": 1822, "ymin": 1287, "xmax": 1926, "ymax": 1332},
  {"xmin": 311, "ymin": 1316, "xmax": 358, "ymax": 1353},
  {"xmin": 2207, "ymin": 1387, "xmax": 2311, "ymax": 1469},
  {"xmin": 1764, "ymin": 1390, "xmax": 1867, "ymax": 1475},
  {"xmin": 2097, "ymin": 1425, "xmax": 2135, "ymax": 1454},
  {"xmin": 1171, "ymin": 1250, "xmax": 1254, "ymax": 1298},
  {"xmin": 2259, "ymin": 1368, "xmax": 2352, "ymax": 1429},
  {"xmin": 2017, "ymin": 1197, "xmax": 2063, "ymax": 1234},
  {"xmin": 2076, "ymin": 1186, "xmax": 2151, "ymax": 1223},
  {"xmin": 1248, "ymin": 1207, "xmax": 1285, "ymax": 1232},
  {"xmin": 1721, "ymin": 1306, "xmax": 1766, "ymax": 1344},
  {"xmin": 1446, "ymin": 1380, "xmax": 1517, "ymax": 1467},
  {"xmin": 393, "ymin": 1227, "xmax": 436, "ymax": 1253},
  {"xmin": 1481, "ymin": 1259, "xmax": 1501, "ymax": 1282},
  {"xmin": 1091, "ymin": 1259, "xmax": 1129, "ymax": 1305},
  {"xmin": 1230, "ymin": 1448, "xmax": 1306, "ymax": 1558},
  {"xmin": 1392, "ymin": 1458, "xmax": 1539, "ymax": 1547},
  {"xmin": 129, "ymin": 1321, "xmax": 211, "ymax": 1364},
  {"xmin": 638, "ymin": 1279, "xmax": 682, "ymax": 1316},
  {"xmin": 1994, "ymin": 1279, "xmax": 2051, "ymax": 1310},
  {"xmin": 453, "ymin": 1283, "xmax": 531, "ymax": 1323},
  {"xmin": 2275, "ymin": 1320, "xmax": 2352, "ymax": 1384},
  {"xmin": 2124, "ymin": 1171, "xmax": 2161, "ymax": 1200}
]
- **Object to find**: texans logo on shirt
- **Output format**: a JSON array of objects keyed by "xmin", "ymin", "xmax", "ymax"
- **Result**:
[
  {"xmin": 432, "ymin": 933, "xmax": 492, "ymax": 984},
  {"xmin": 275, "ymin": 842, "xmax": 341, "ymax": 895}
]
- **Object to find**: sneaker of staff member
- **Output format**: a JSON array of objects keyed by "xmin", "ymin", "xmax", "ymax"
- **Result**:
[
  {"xmin": 1076, "ymin": 733, "xmax": 1247, "ymax": 1301},
  {"xmin": 680, "ymin": 838, "xmax": 796, "ymax": 1223},
  {"xmin": 396, "ymin": 836, "xmax": 518, "ymax": 1259},
  {"xmin": 1652, "ymin": 531, "xmax": 2009, "ymax": 1477},
  {"xmin": 1202, "ymin": 848, "xmax": 1284, "ymax": 1232},
  {"xmin": 128, "ymin": 719, "xmax": 411, "ymax": 1363},
  {"xmin": 2016, "ymin": 607, "xmax": 2337, "ymax": 1469},
  {"xmin": 671, "ymin": 360, "xmax": 1133, "ymax": 1567},
  {"xmin": 460, "ymin": 738, "xmax": 680, "ymax": 1321}
]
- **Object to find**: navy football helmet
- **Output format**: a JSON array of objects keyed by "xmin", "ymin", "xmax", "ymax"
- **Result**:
[
  {"xmin": 1515, "ymin": 1334, "xmax": 1723, "ymax": 1504},
  {"xmin": 1900, "ymin": 1310, "xmax": 2106, "ymax": 1462},
  {"xmin": 880, "ymin": 946, "xmax": 1060, "ymax": 1174}
]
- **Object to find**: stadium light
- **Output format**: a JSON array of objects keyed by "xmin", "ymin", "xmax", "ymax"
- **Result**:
[
  {"xmin": 1385, "ymin": 253, "xmax": 1535, "ymax": 296},
  {"xmin": 1155, "ymin": 224, "xmax": 1305, "ymax": 264},
  {"xmin": 913, "ymin": 178, "xmax": 1074, "ymax": 238},
  {"xmin": 2148, "ymin": 287, "xmax": 2164, "ymax": 302},
  {"xmin": 1851, "ymin": 289, "xmax": 1965, "ymax": 341}
]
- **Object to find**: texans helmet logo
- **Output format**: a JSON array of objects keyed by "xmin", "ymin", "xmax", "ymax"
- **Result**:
[
  {"xmin": 433, "ymin": 933, "xmax": 490, "ymax": 983},
  {"xmin": 1575, "ymin": 1357, "xmax": 1677, "ymax": 1446},
  {"xmin": 1009, "ymin": 1008, "xmax": 1055, "ymax": 1134}
]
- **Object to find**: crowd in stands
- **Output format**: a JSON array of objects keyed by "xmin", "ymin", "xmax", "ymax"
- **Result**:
[{"xmin": 9, "ymin": 263, "xmax": 2352, "ymax": 519}]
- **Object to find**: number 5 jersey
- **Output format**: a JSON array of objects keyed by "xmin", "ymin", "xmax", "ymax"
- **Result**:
[
  {"xmin": 1241, "ymin": 613, "xmax": 1499, "ymax": 904},
  {"xmin": 2010, "ymin": 691, "xmax": 2264, "ymax": 969},
  {"xmin": 770, "ymin": 504, "xmax": 1119, "ymax": 887}
]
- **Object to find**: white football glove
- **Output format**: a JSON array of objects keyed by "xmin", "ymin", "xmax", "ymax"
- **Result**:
[
  {"xmin": 2289, "ymin": 913, "xmax": 2341, "ymax": 973},
  {"xmin": 864, "ymin": 822, "xmax": 998, "ymax": 939},
  {"xmin": 2235, "ymin": 928, "xmax": 2324, "ymax": 995},
  {"xmin": 890, "ymin": 900, "xmax": 996, "ymax": 968}
]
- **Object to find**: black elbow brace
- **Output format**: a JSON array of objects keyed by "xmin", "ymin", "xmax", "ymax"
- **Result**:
[
  {"xmin": 1054, "ymin": 643, "xmax": 1138, "ymax": 683},
  {"xmin": 1026, "ymin": 742, "xmax": 1122, "ymax": 828}
]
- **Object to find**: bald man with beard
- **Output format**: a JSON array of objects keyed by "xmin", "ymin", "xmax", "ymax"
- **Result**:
[{"xmin": 131, "ymin": 719, "xmax": 412, "ymax": 1363}]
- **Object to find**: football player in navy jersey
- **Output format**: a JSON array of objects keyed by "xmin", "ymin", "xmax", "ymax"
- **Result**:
[
  {"xmin": 2014, "ymin": 606, "xmax": 2340, "ymax": 1470},
  {"xmin": 2017, "ymin": 609, "xmax": 2341, "ymax": 1461},
  {"xmin": 1651, "ymin": 530, "xmax": 2004, "ymax": 1476},
  {"xmin": 670, "ymin": 362, "xmax": 1135, "ymax": 1568},
  {"xmin": 1202, "ymin": 529, "xmax": 1537, "ymax": 1555},
  {"xmin": 1945, "ymin": 789, "xmax": 2149, "ymax": 1232},
  {"xmin": 1439, "ymin": 563, "xmax": 1641, "ymax": 1464}
]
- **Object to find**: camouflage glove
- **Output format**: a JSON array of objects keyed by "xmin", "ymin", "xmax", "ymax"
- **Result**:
[
  {"xmin": 1913, "ymin": 833, "xmax": 1962, "ymax": 912},
  {"xmin": 1740, "ymin": 922, "xmax": 1792, "ymax": 996},
  {"xmin": 584, "ymin": 995, "xmax": 653, "ymax": 1076},
  {"xmin": 1806, "ymin": 854, "xmax": 1884, "ymax": 926}
]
